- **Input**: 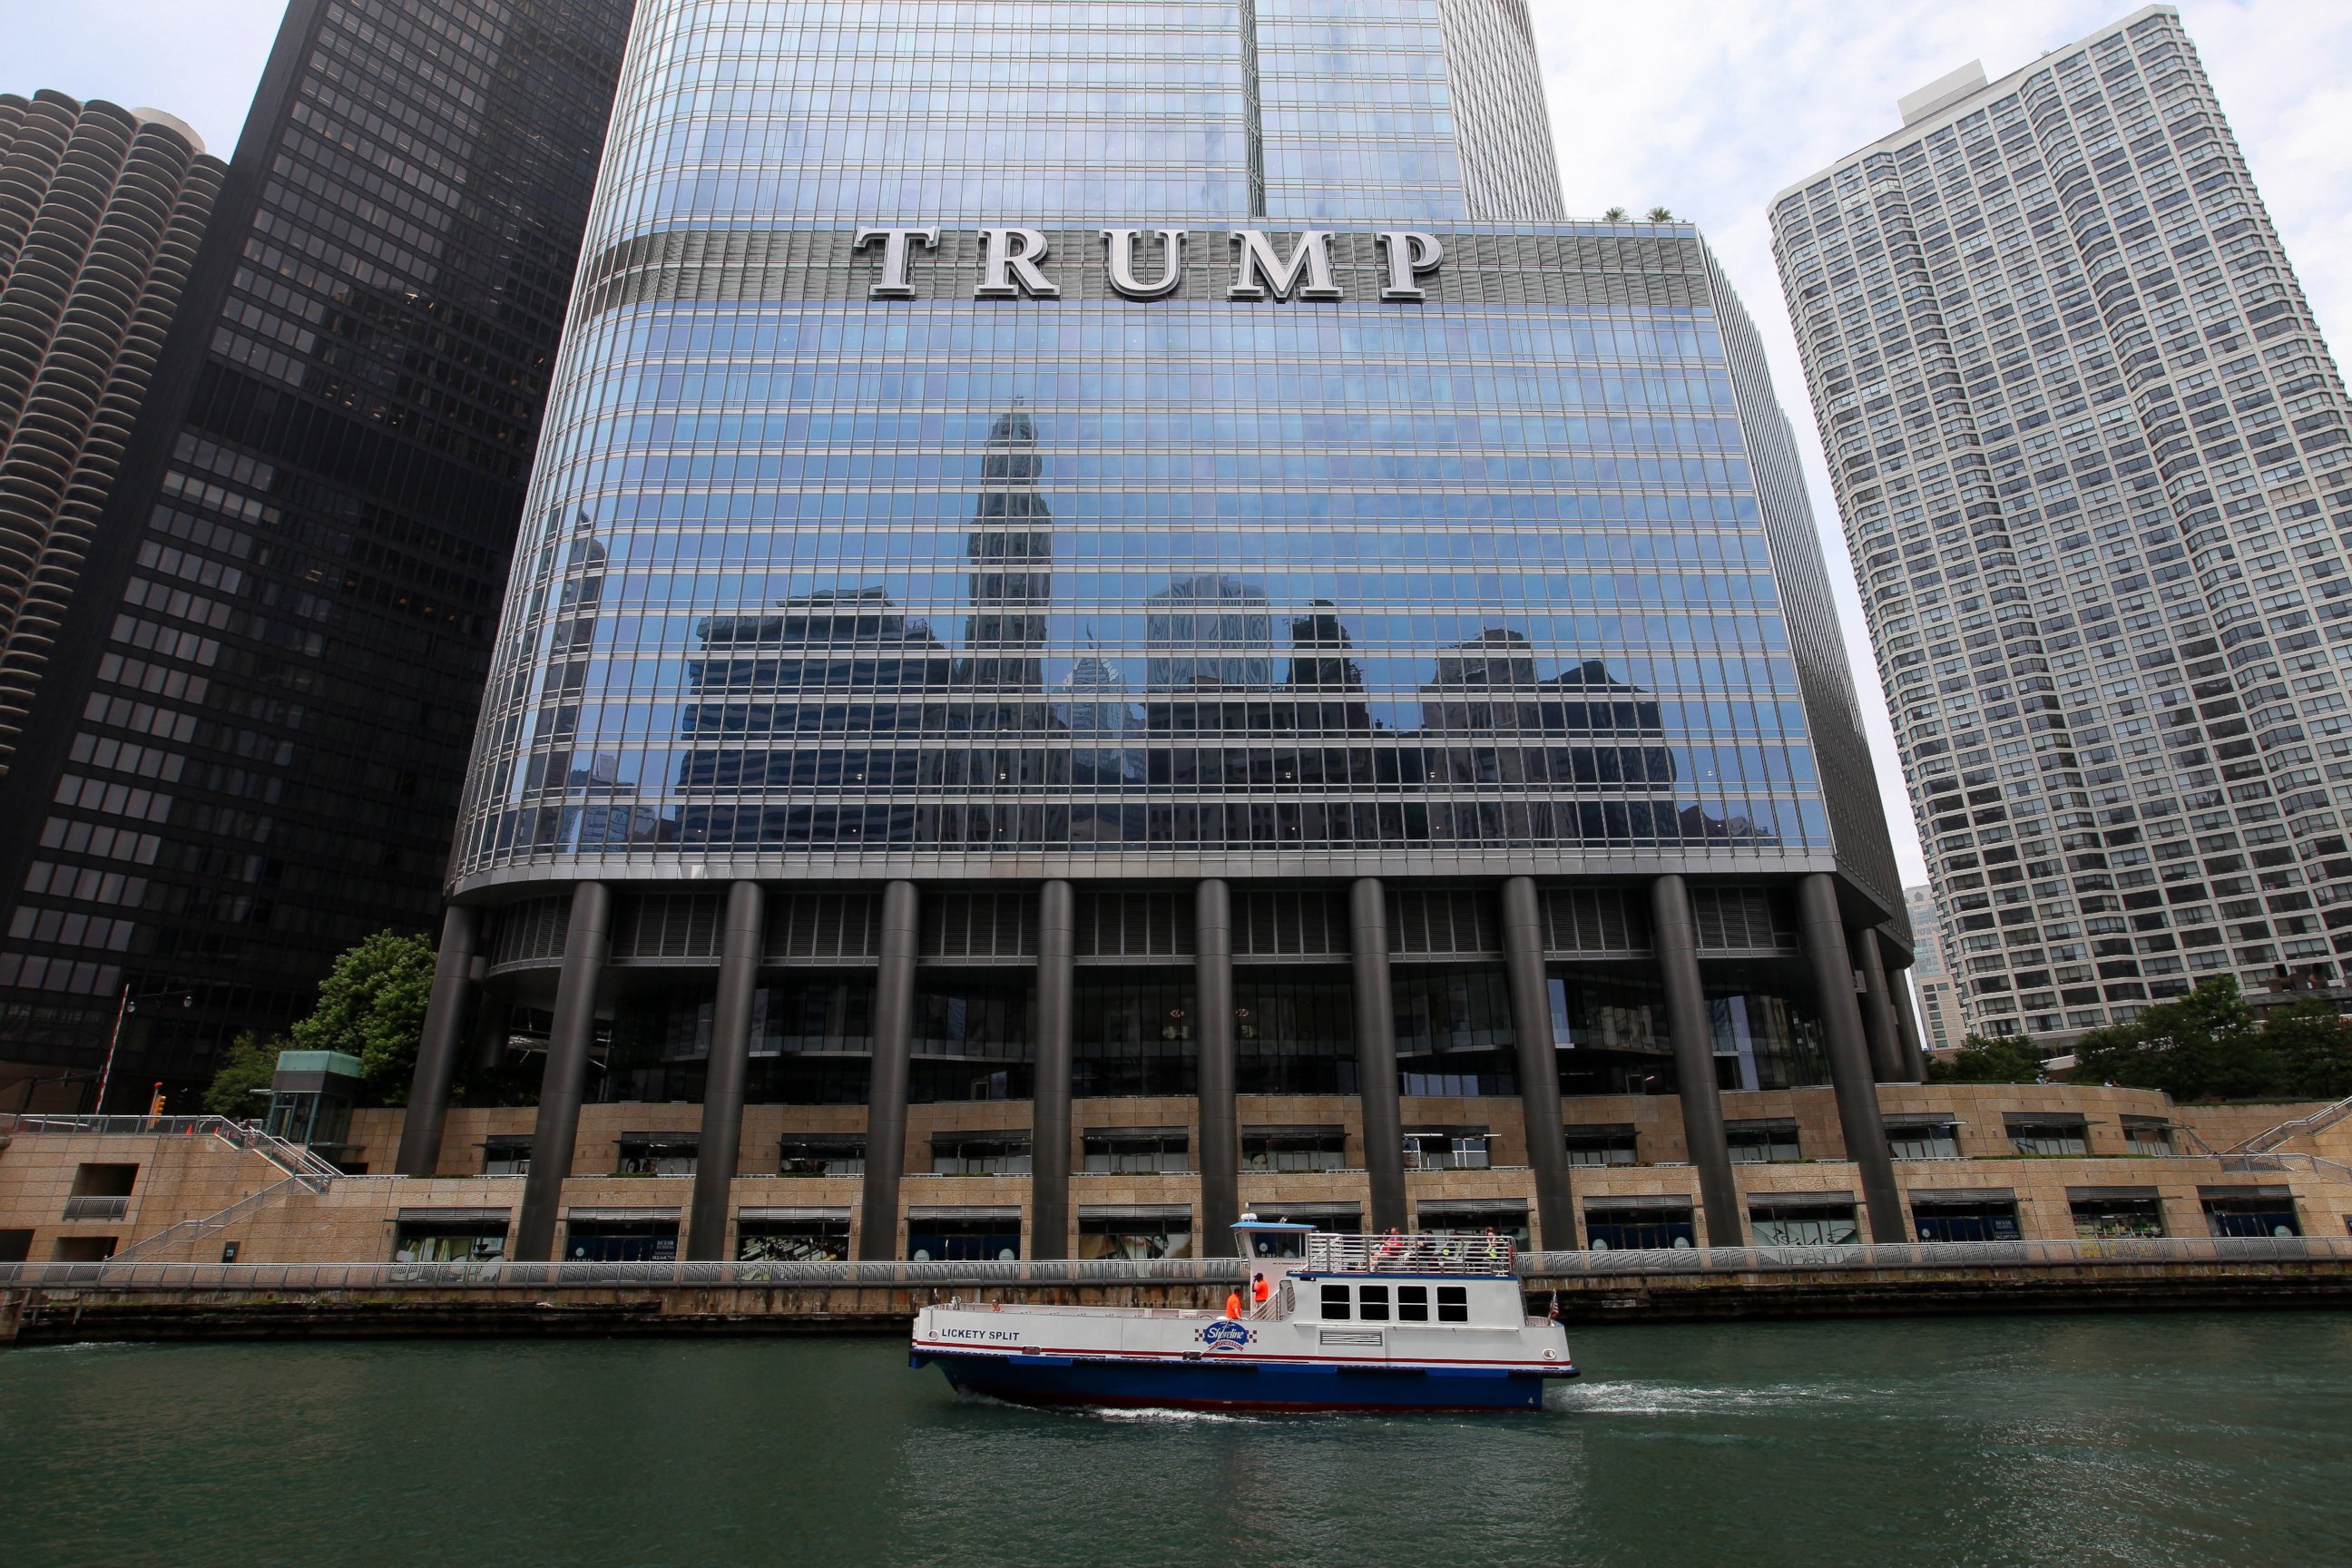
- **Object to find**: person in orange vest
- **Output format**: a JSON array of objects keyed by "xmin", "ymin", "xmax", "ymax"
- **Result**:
[
  {"xmin": 1251, "ymin": 1271, "xmax": 1270, "ymax": 1310},
  {"xmin": 1224, "ymin": 1288, "xmax": 1243, "ymax": 1319}
]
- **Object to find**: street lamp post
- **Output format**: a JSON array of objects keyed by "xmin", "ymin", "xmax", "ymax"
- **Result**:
[{"xmin": 93, "ymin": 986, "xmax": 194, "ymax": 1114}]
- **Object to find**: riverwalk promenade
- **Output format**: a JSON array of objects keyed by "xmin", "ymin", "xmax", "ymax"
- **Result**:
[
  {"xmin": 5, "ymin": 1081, "xmax": 2350, "ymax": 1338},
  {"xmin": 7, "ymin": 1235, "xmax": 2352, "ymax": 1340}
]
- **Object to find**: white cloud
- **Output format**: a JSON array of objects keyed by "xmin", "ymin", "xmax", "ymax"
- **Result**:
[{"xmin": 1531, "ymin": 0, "xmax": 2352, "ymax": 886}]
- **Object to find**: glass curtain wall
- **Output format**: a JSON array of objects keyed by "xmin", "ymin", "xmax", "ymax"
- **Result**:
[{"xmin": 449, "ymin": 0, "xmax": 1852, "ymax": 884}]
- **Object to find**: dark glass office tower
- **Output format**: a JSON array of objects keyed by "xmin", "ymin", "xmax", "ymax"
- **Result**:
[
  {"xmin": 401, "ymin": 0, "xmax": 1920, "ymax": 1260},
  {"xmin": 0, "ymin": 1, "xmax": 633, "ymax": 1107}
]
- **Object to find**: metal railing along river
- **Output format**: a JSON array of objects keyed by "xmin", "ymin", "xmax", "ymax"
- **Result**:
[{"xmin": 3, "ymin": 1235, "xmax": 2346, "ymax": 1295}]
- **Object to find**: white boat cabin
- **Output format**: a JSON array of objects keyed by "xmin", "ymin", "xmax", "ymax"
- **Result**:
[{"xmin": 1230, "ymin": 1217, "xmax": 1531, "ymax": 1330}]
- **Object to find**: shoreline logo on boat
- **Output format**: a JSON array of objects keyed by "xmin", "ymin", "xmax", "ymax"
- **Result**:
[{"xmin": 1201, "ymin": 1321, "xmax": 1252, "ymax": 1352}]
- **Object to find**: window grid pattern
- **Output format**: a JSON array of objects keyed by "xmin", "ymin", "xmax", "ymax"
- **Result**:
[
  {"xmin": 1773, "ymin": 10, "xmax": 2352, "ymax": 1040},
  {"xmin": 446, "ymin": 0, "xmax": 1889, "ymax": 900}
]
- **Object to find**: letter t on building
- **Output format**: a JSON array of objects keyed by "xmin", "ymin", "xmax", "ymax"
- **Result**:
[{"xmin": 854, "ymin": 227, "xmax": 940, "ymax": 297}]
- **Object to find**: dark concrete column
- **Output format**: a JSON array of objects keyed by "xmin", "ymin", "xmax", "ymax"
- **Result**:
[
  {"xmin": 513, "ymin": 883, "xmax": 613, "ymax": 1262},
  {"xmin": 1650, "ymin": 876, "xmax": 1742, "ymax": 1248},
  {"xmin": 1348, "ymin": 877, "xmax": 1406, "ymax": 1233},
  {"xmin": 1030, "ymin": 879, "xmax": 1075, "ymax": 1260},
  {"xmin": 1798, "ymin": 874, "xmax": 1906, "ymax": 1242},
  {"xmin": 1497, "ymin": 877, "xmax": 1573, "ymax": 1251},
  {"xmin": 857, "ymin": 880, "xmax": 921, "ymax": 1260},
  {"xmin": 471, "ymin": 988, "xmax": 506, "ymax": 1073},
  {"xmin": 1892, "ymin": 963, "xmax": 1930, "ymax": 1083},
  {"xmin": 397, "ymin": 902, "xmax": 482, "ymax": 1176},
  {"xmin": 1195, "ymin": 878, "xmax": 1239, "ymax": 1240},
  {"xmin": 1855, "ymin": 926, "xmax": 1906, "ymax": 1083},
  {"xmin": 688, "ymin": 881, "xmax": 765, "ymax": 1262}
]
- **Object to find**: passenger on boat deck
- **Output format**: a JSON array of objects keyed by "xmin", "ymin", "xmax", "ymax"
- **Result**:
[
  {"xmin": 1377, "ymin": 1228, "xmax": 1404, "ymax": 1264},
  {"xmin": 1251, "ymin": 1272, "xmax": 1269, "ymax": 1309},
  {"xmin": 1224, "ymin": 1289, "xmax": 1243, "ymax": 1319}
]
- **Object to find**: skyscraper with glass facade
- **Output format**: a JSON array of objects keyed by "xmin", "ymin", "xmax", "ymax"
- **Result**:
[
  {"xmin": 1773, "ymin": 5, "xmax": 2352, "ymax": 1047},
  {"xmin": 0, "ymin": 1, "xmax": 633, "ymax": 1105},
  {"xmin": 400, "ymin": 0, "xmax": 1920, "ymax": 1261}
]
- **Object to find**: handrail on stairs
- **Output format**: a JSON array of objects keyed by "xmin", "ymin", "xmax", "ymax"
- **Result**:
[
  {"xmin": 109, "ymin": 1174, "xmax": 312, "ymax": 1264},
  {"xmin": 2229, "ymin": 1094, "xmax": 2352, "ymax": 1156}
]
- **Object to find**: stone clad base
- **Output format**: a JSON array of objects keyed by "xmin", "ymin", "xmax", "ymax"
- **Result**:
[{"xmin": 3, "ymin": 1083, "xmax": 2348, "ymax": 1272}]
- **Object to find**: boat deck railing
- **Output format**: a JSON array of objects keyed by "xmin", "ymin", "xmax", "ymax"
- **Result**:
[{"xmin": 1304, "ymin": 1232, "xmax": 1515, "ymax": 1276}]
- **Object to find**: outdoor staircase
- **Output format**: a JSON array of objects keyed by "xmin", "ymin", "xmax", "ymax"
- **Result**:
[
  {"xmin": 2, "ymin": 1115, "xmax": 346, "ymax": 1263},
  {"xmin": 110, "ymin": 1174, "xmax": 315, "ymax": 1262},
  {"xmin": 2228, "ymin": 1094, "xmax": 2352, "ymax": 1156}
]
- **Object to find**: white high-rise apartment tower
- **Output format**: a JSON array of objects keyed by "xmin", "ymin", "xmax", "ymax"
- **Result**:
[{"xmin": 1772, "ymin": 5, "xmax": 2352, "ymax": 1043}]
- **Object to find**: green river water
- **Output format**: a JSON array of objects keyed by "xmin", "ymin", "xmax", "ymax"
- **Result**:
[{"xmin": 4, "ymin": 1312, "xmax": 2348, "ymax": 1567}]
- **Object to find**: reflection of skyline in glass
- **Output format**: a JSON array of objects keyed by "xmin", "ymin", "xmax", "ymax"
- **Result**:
[
  {"xmin": 462, "ymin": 281, "xmax": 1856, "ymax": 866},
  {"xmin": 483, "ymin": 385, "xmax": 1806, "ymax": 855}
]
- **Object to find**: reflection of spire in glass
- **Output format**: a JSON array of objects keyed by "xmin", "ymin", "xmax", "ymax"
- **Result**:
[
  {"xmin": 1064, "ymin": 650, "xmax": 1142, "ymax": 784},
  {"xmin": 959, "ymin": 407, "xmax": 1051, "ymax": 729}
]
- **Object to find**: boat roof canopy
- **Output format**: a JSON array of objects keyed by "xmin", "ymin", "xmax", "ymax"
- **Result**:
[{"xmin": 1230, "ymin": 1219, "xmax": 1315, "ymax": 1231}]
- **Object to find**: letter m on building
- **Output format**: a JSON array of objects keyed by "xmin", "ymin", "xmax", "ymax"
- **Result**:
[{"xmin": 1228, "ymin": 230, "xmax": 1340, "ymax": 300}]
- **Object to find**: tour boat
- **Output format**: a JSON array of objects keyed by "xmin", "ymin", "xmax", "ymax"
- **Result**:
[{"xmin": 908, "ymin": 1218, "xmax": 1576, "ymax": 1413}]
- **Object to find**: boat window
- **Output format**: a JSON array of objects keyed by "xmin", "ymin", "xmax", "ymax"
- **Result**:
[
  {"xmin": 1396, "ymin": 1285, "xmax": 1430, "ymax": 1322},
  {"xmin": 1357, "ymin": 1285, "xmax": 1390, "ymax": 1321},
  {"xmin": 1436, "ymin": 1285, "xmax": 1469, "ymax": 1323},
  {"xmin": 1320, "ymin": 1283, "xmax": 1350, "ymax": 1320}
]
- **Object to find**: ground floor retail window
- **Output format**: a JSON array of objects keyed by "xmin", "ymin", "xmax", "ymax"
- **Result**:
[
  {"xmin": 564, "ymin": 1220, "xmax": 679, "ymax": 1262},
  {"xmin": 1563, "ymin": 1126, "xmax": 1638, "ymax": 1167},
  {"xmin": 1243, "ymin": 1125, "xmax": 1346, "ymax": 1171},
  {"xmin": 1248, "ymin": 1205, "xmax": 1361, "ymax": 1235},
  {"xmin": 1583, "ymin": 1203, "xmax": 1695, "ymax": 1250},
  {"xmin": 1082, "ymin": 1128, "xmax": 1190, "ymax": 1174},
  {"xmin": 1749, "ymin": 1202, "xmax": 1858, "ymax": 1245},
  {"xmin": 1912, "ymin": 1203, "xmax": 2021, "ymax": 1242},
  {"xmin": 738, "ymin": 1219, "xmax": 850, "ymax": 1262},
  {"xmin": 616, "ymin": 1134, "xmax": 699, "ymax": 1176},
  {"xmin": 2203, "ymin": 1199, "xmax": 2299, "ymax": 1238},
  {"xmin": 394, "ymin": 1227, "xmax": 506, "ymax": 1263},
  {"xmin": 2071, "ymin": 1199, "xmax": 2164, "ymax": 1239},
  {"xmin": 1725, "ymin": 1121, "xmax": 1802, "ymax": 1163},
  {"xmin": 1886, "ymin": 1122, "xmax": 1963, "ymax": 1161},
  {"xmin": 1402, "ymin": 1128, "xmax": 1490, "ymax": 1171},
  {"xmin": 779, "ymin": 1135, "xmax": 865, "ymax": 1177},
  {"xmin": 908, "ymin": 1216, "xmax": 1020, "ymax": 1261},
  {"xmin": 1078, "ymin": 1209, "xmax": 1194, "ymax": 1259},
  {"xmin": 2005, "ymin": 1115, "xmax": 2089, "ymax": 1157},
  {"xmin": 930, "ymin": 1131, "xmax": 1030, "ymax": 1175},
  {"xmin": 1414, "ymin": 1207, "xmax": 1530, "ymax": 1250}
]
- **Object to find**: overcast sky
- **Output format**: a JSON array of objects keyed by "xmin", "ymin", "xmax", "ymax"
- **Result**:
[{"xmin": 15, "ymin": 0, "xmax": 2352, "ymax": 886}]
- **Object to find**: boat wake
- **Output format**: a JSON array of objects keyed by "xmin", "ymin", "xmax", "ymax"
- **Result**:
[{"xmin": 1556, "ymin": 1380, "xmax": 1845, "ymax": 1416}]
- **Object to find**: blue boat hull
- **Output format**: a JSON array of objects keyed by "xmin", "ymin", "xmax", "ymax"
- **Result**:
[{"xmin": 912, "ymin": 1351, "xmax": 1568, "ymax": 1413}]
